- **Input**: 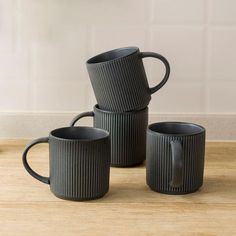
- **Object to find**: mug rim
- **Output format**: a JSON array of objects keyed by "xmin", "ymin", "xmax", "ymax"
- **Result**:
[
  {"xmin": 94, "ymin": 104, "xmax": 148, "ymax": 114},
  {"xmin": 87, "ymin": 46, "xmax": 139, "ymax": 65},
  {"xmin": 147, "ymin": 121, "xmax": 205, "ymax": 137},
  {"xmin": 50, "ymin": 126, "xmax": 109, "ymax": 142}
]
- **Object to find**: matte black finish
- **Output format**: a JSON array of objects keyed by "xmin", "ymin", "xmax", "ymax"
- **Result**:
[
  {"xmin": 146, "ymin": 122, "xmax": 205, "ymax": 194},
  {"xmin": 22, "ymin": 127, "xmax": 110, "ymax": 201},
  {"xmin": 71, "ymin": 105, "xmax": 148, "ymax": 167},
  {"xmin": 87, "ymin": 47, "xmax": 170, "ymax": 112}
]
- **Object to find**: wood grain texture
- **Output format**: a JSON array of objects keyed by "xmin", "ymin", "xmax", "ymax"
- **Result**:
[{"xmin": 0, "ymin": 140, "xmax": 235, "ymax": 236}]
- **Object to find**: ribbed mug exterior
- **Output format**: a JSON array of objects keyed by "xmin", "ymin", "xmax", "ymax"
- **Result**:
[
  {"xmin": 146, "ymin": 122, "xmax": 205, "ymax": 194},
  {"xmin": 22, "ymin": 127, "xmax": 110, "ymax": 201},
  {"xmin": 95, "ymin": 106, "xmax": 148, "ymax": 167},
  {"xmin": 87, "ymin": 49, "xmax": 149, "ymax": 112},
  {"xmin": 49, "ymin": 134, "xmax": 110, "ymax": 200},
  {"xmin": 71, "ymin": 106, "xmax": 148, "ymax": 167},
  {"xmin": 87, "ymin": 47, "xmax": 170, "ymax": 112}
]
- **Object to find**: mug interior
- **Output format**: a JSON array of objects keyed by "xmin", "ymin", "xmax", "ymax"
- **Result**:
[
  {"xmin": 87, "ymin": 47, "xmax": 138, "ymax": 64},
  {"xmin": 51, "ymin": 126, "xmax": 109, "ymax": 141},
  {"xmin": 148, "ymin": 122, "xmax": 205, "ymax": 136}
]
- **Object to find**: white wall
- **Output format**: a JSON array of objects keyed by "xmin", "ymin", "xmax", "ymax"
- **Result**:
[{"xmin": 0, "ymin": 0, "xmax": 236, "ymax": 139}]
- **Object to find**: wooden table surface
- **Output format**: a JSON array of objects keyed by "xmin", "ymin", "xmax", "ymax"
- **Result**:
[{"xmin": 0, "ymin": 140, "xmax": 235, "ymax": 236}]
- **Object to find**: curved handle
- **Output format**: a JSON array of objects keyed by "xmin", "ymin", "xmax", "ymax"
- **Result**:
[
  {"xmin": 140, "ymin": 52, "xmax": 170, "ymax": 94},
  {"xmin": 70, "ymin": 111, "xmax": 94, "ymax": 127},
  {"xmin": 22, "ymin": 137, "xmax": 50, "ymax": 184},
  {"xmin": 170, "ymin": 140, "xmax": 183, "ymax": 188}
]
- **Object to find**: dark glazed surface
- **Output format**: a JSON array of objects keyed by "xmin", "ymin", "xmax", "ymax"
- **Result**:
[
  {"xmin": 22, "ymin": 126, "xmax": 111, "ymax": 201},
  {"xmin": 50, "ymin": 126, "xmax": 109, "ymax": 141},
  {"xmin": 148, "ymin": 122, "xmax": 205, "ymax": 136},
  {"xmin": 87, "ymin": 47, "xmax": 138, "ymax": 64},
  {"xmin": 146, "ymin": 122, "xmax": 205, "ymax": 194},
  {"xmin": 87, "ymin": 46, "xmax": 170, "ymax": 112},
  {"xmin": 71, "ymin": 106, "xmax": 148, "ymax": 167}
]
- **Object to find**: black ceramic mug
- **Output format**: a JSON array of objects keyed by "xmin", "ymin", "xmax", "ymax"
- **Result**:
[
  {"xmin": 146, "ymin": 122, "xmax": 205, "ymax": 194},
  {"xmin": 70, "ymin": 105, "xmax": 148, "ymax": 167},
  {"xmin": 87, "ymin": 46, "xmax": 170, "ymax": 112},
  {"xmin": 22, "ymin": 126, "xmax": 110, "ymax": 201}
]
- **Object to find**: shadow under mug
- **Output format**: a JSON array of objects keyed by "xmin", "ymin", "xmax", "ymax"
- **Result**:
[
  {"xmin": 146, "ymin": 122, "xmax": 205, "ymax": 194},
  {"xmin": 87, "ymin": 46, "xmax": 170, "ymax": 112},
  {"xmin": 70, "ymin": 105, "xmax": 148, "ymax": 167},
  {"xmin": 22, "ymin": 126, "xmax": 111, "ymax": 201}
]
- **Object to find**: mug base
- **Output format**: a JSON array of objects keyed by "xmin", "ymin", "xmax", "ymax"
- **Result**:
[
  {"xmin": 147, "ymin": 184, "xmax": 202, "ymax": 195},
  {"xmin": 111, "ymin": 161, "xmax": 145, "ymax": 168},
  {"xmin": 52, "ymin": 191, "xmax": 108, "ymax": 201}
]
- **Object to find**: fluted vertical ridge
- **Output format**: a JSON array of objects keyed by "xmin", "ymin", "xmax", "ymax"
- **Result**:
[
  {"xmin": 94, "ymin": 106, "xmax": 148, "ymax": 167},
  {"xmin": 87, "ymin": 50, "xmax": 151, "ymax": 112},
  {"xmin": 146, "ymin": 132, "xmax": 205, "ymax": 194},
  {"xmin": 49, "ymin": 137, "xmax": 110, "ymax": 200}
]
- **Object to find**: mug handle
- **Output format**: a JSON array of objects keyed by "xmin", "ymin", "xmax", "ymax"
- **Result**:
[
  {"xmin": 140, "ymin": 52, "xmax": 170, "ymax": 94},
  {"xmin": 70, "ymin": 111, "xmax": 94, "ymax": 127},
  {"xmin": 170, "ymin": 140, "xmax": 183, "ymax": 188},
  {"xmin": 22, "ymin": 137, "xmax": 50, "ymax": 184}
]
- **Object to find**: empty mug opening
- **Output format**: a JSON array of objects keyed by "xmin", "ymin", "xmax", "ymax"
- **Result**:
[
  {"xmin": 50, "ymin": 127, "xmax": 109, "ymax": 141},
  {"xmin": 148, "ymin": 122, "xmax": 205, "ymax": 136},
  {"xmin": 87, "ymin": 47, "xmax": 138, "ymax": 64}
]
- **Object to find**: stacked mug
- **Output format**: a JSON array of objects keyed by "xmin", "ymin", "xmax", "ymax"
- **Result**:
[{"xmin": 71, "ymin": 46, "xmax": 171, "ymax": 167}]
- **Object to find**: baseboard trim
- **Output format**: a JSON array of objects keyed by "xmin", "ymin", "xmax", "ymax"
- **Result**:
[{"xmin": 0, "ymin": 112, "xmax": 235, "ymax": 140}]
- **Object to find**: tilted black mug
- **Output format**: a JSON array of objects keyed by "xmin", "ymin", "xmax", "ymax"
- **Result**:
[
  {"xmin": 87, "ymin": 46, "xmax": 170, "ymax": 112},
  {"xmin": 146, "ymin": 122, "xmax": 205, "ymax": 194},
  {"xmin": 22, "ymin": 126, "xmax": 110, "ymax": 201},
  {"xmin": 70, "ymin": 105, "xmax": 148, "ymax": 167}
]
